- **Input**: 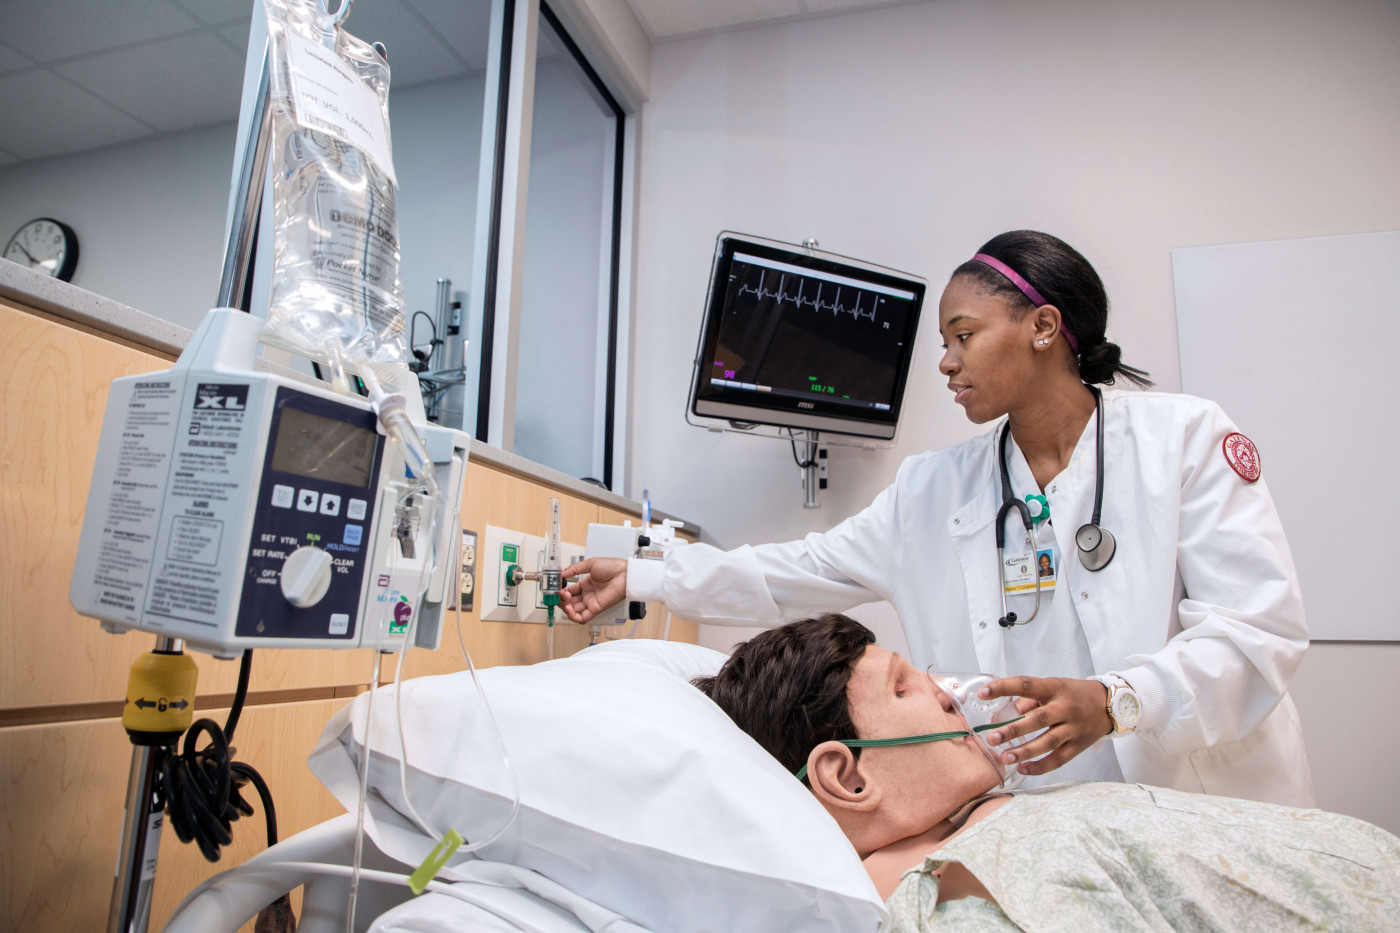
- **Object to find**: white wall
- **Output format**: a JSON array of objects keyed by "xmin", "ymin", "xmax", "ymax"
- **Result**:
[
  {"xmin": 0, "ymin": 125, "xmax": 239, "ymax": 330},
  {"xmin": 630, "ymin": 0, "xmax": 1400, "ymax": 831},
  {"xmin": 390, "ymin": 77, "xmax": 487, "ymax": 344}
]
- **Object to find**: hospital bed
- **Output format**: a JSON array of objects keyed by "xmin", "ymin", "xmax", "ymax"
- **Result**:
[
  {"xmin": 166, "ymin": 815, "xmax": 408, "ymax": 933},
  {"xmin": 163, "ymin": 639, "xmax": 888, "ymax": 932}
]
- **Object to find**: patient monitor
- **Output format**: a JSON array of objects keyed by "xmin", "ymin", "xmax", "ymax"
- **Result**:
[{"xmin": 70, "ymin": 307, "xmax": 469, "ymax": 658}]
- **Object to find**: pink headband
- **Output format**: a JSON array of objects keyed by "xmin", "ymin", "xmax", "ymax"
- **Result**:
[{"xmin": 971, "ymin": 253, "xmax": 1080, "ymax": 354}]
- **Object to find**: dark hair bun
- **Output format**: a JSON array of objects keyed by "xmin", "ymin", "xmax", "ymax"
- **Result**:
[{"xmin": 1079, "ymin": 340, "xmax": 1123, "ymax": 385}]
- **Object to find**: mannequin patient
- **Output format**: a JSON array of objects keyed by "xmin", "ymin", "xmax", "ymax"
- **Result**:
[{"xmin": 694, "ymin": 614, "xmax": 1400, "ymax": 931}]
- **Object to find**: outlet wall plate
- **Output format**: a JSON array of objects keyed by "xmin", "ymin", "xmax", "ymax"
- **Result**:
[{"xmin": 459, "ymin": 528, "xmax": 477, "ymax": 611}]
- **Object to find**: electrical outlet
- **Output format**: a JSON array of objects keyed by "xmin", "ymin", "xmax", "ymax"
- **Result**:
[{"xmin": 459, "ymin": 529, "xmax": 477, "ymax": 611}]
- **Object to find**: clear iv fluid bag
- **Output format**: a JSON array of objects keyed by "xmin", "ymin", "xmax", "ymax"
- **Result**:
[{"xmin": 263, "ymin": 0, "xmax": 408, "ymax": 366}]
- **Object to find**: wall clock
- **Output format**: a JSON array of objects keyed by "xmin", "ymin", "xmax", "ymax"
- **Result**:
[{"xmin": 4, "ymin": 217, "xmax": 79, "ymax": 282}]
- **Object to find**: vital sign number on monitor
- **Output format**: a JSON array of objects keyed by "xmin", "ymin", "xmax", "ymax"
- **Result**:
[{"xmin": 690, "ymin": 233, "xmax": 926, "ymax": 441}]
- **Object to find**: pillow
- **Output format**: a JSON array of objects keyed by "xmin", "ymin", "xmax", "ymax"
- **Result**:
[{"xmin": 309, "ymin": 639, "xmax": 887, "ymax": 932}]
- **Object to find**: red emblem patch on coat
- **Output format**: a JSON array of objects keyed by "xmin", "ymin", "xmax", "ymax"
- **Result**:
[{"xmin": 1222, "ymin": 432, "xmax": 1261, "ymax": 482}]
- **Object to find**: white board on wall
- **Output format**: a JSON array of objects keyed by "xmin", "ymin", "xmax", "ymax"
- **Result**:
[{"xmin": 1173, "ymin": 230, "xmax": 1400, "ymax": 642}]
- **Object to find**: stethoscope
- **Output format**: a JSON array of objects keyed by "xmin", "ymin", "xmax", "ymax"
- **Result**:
[{"xmin": 996, "ymin": 387, "xmax": 1116, "ymax": 627}]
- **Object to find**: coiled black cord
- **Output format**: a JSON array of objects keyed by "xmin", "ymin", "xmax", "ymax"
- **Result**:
[{"xmin": 156, "ymin": 650, "xmax": 278, "ymax": 862}]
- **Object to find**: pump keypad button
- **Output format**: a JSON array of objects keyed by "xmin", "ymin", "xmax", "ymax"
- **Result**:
[
  {"xmin": 347, "ymin": 498, "xmax": 367, "ymax": 521},
  {"xmin": 271, "ymin": 484, "xmax": 294, "ymax": 508},
  {"xmin": 296, "ymin": 489, "xmax": 319, "ymax": 512},
  {"xmin": 319, "ymin": 494, "xmax": 341, "ymax": 516}
]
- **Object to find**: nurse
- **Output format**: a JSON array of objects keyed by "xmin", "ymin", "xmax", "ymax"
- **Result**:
[{"xmin": 561, "ymin": 230, "xmax": 1312, "ymax": 806}]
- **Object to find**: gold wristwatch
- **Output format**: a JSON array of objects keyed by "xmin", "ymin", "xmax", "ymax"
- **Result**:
[{"xmin": 1095, "ymin": 674, "xmax": 1141, "ymax": 736}]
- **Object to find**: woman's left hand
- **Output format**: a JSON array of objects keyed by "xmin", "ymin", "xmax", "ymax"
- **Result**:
[{"xmin": 977, "ymin": 676, "xmax": 1112, "ymax": 775}]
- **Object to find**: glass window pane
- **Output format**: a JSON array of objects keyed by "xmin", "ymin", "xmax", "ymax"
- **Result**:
[
  {"xmin": 513, "ymin": 9, "xmax": 620, "ymax": 483},
  {"xmin": 0, "ymin": 0, "xmax": 495, "ymax": 432}
]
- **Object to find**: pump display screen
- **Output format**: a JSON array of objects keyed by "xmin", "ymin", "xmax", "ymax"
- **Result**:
[{"xmin": 270, "ymin": 407, "xmax": 378, "ymax": 487}]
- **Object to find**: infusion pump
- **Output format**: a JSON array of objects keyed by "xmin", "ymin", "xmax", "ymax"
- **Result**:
[{"xmin": 70, "ymin": 309, "xmax": 469, "ymax": 658}]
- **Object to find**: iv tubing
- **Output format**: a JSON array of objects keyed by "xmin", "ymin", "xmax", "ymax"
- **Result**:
[
  {"xmin": 360, "ymin": 366, "xmax": 440, "ymax": 499},
  {"xmin": 388, "ymin": 501, "xmax": 521, "ymax": 850},
  {"xmin": 388, "ymin": 480, "xmax": 442, "ymax": 841},
  {"xmin": 451, "ymin": 589, "xmax": 523, "ymax": 849},
  {"xmin": 346, "ymin": 649, "xmax": 382, "ymax": 933}
]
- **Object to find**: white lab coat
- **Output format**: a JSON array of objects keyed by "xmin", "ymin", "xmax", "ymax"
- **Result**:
[{"xmin": 630, "ymin": 390, "xmax": 1314, "ymax": 806}]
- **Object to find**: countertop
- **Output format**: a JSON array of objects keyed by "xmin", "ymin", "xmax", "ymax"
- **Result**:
[{"xmin": 0, "ymin": 259, "xmax": 696, "ymax": 531}]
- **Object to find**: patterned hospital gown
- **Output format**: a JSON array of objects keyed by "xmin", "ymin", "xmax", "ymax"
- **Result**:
[{"xmin": 888, "ymin": 782, "xmax": 1400, "ymax": 931}]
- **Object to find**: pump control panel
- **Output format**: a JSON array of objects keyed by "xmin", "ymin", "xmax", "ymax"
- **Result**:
[{"xmin": 70, "ymin": 308, "xmax": 469, "ymax": 658}]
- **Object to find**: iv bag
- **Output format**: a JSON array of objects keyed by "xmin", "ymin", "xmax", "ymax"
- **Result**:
[{"xmin": 262, "ymin": 0, "xmax": 407, "ymax": 366}]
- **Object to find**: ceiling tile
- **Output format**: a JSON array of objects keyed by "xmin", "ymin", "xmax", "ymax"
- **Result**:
[
  {"xmin": 0, "ymin": 41, "xmax": 37, "ymax": 75},
  {"xmin": 630, "ymin": 0, "xmax": 803, "ymax": 39},
  {"xmin": 0, "ymin": 0, "xmax": 201, "ymax": 63},
  {"xmin": 402, "ymin": 0, "xmax": 492, "ymax": 71},
  {"xmin": 56, "ymin": 33, "xmax": 245, "ymax": 132},
  {"xmin": 171, "ymin": 0, "xmax": 256, "ymax": 26},
  {"xmin": 0, "ymin": 70, "xmax": 150, "ymax": 159},
  {"xmin": 337, "ymin": 0, "xmax": 467, "ymax": 89}
]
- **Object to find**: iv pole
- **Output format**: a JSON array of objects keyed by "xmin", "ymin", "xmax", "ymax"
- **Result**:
[
  {"xmin": 108, "ymin": 1, "xmax": 360, "ymax": 922},
  {"xmin": 107, "ymin": 4, "xmax": 368, "ymax": 930},
  {"xmin": 106, "ymin": 47, "xmax": 275, "ymax": 933}
]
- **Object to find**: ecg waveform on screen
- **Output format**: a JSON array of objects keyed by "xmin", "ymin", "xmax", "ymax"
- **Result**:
[{"xmin": 735, "ymin": 269, "xmax": 882, "ymax": 323}]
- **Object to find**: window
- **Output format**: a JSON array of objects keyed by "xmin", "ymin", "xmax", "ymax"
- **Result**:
[
  {"xmin": 509, "ymin": 3, "xmax": 624, "ymax": 484},
  {"xmin": 1, "ymin": 0, "xmax": 634, "ymax": 488}
]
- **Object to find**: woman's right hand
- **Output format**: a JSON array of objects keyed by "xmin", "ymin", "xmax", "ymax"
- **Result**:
[{"xmin": 559, "ymin": 557, "xmax": 629, "ymax": 623}]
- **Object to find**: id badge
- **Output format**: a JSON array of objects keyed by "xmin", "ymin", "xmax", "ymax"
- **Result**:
[{"xmin": 1003, "ymin": 547, "xmax": 1057, "ymax": 594}]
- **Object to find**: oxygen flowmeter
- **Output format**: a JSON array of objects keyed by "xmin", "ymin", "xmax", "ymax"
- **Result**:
[{"xmin": 70, "ymin": 308, "xmax": 469, "ymax": 658}]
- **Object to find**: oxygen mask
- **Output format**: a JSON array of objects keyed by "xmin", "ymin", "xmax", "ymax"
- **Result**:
[{"xmin": 927, "ymin": 670, "xmax": 1028, "ymax": 790}]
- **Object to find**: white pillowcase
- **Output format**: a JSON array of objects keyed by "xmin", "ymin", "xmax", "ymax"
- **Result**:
[{"xmin": 309, "ymin": 639, "xmax": 887, "ymax": 932}]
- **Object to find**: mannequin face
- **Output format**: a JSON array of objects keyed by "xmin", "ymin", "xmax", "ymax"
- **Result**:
[
  {"xmin": 845, "ymin": 646, "xmax": 997, "ymax": 778},
  {"xmin": 937, "ymin": 275, "xmax": 1059, "ymax": 424},
  {"xmin": 836, "ymin": 646, "xmax": 1001, "ymax": 840}
]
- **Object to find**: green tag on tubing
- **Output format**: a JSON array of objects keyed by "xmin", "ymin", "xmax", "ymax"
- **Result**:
[{"xmin": 408, "ymin": 828, "xmax": 463, "ymax": 895}]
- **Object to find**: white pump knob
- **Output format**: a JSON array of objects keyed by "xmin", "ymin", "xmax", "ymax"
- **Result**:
[{"xmin": 280, "ymin": 545, "xmax": 334, "ymax": 608}]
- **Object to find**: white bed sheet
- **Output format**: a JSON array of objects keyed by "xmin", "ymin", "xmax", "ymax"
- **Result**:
[{"xmin": 370, "ymin": 860, "xmax": 651, "ymax": 933}]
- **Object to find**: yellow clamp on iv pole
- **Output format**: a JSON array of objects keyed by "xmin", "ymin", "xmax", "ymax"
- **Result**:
[
  {"xmin": 110, "ymin": 637, "xmax": 196, "ymax": 933},
  {"xmin": 122, "ymin": 650, "xmax": 198, "ymax": 743}
]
